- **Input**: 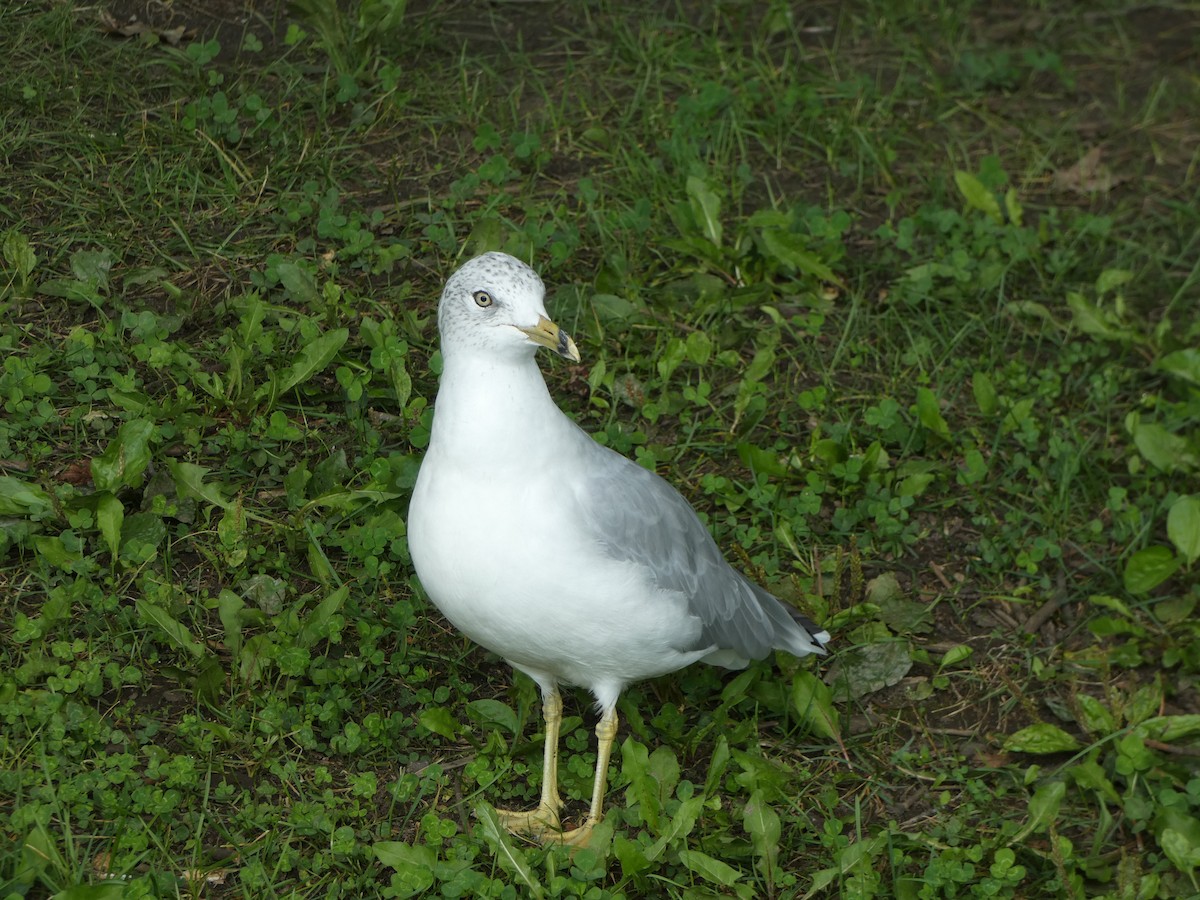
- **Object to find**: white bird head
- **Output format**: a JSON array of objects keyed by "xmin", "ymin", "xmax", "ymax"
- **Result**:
[{"xmin": 438, "ymin": 252, "xmax": 580, "ymax": 364}]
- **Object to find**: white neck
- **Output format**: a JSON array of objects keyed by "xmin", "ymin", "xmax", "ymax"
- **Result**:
[{"xmin": 428, "ymin": 352, "xmax": 569, "ymax": 467}]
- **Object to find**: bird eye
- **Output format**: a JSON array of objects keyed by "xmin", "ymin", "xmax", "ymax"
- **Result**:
[{"xmin": 473, "ymin": 290, "xmax": 494, "ymax": 308}]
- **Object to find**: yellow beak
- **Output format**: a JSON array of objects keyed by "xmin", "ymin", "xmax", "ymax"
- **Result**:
[{"xmin": 518, "ymin": 316, "xmax": 581, "ymax": 363}]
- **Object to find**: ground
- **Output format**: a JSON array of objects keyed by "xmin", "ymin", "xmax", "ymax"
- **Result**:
[{"xmin": 1, "ymin": 1, "xmax": 1199, "ymax": 898}]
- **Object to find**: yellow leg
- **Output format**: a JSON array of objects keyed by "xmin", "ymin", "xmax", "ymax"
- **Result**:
[
  {"xmin": 555, "ymin": 706, "xmax": 619, "ymax": 848},
  {"xmin": 495, "ymin": 687, "xmax": 563, "ymax": 836}
]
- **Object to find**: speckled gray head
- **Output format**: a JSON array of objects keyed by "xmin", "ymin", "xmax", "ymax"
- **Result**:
[{"xmin": 437, "ymin": 252, "xmax": 579, "ymax": 364}]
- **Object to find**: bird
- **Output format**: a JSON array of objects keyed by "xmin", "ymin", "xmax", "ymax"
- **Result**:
[{"xmin": 407, "ymin": 252, "xmax": 829, "ymax": 847}]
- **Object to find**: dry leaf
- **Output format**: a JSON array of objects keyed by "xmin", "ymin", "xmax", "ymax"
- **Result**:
[
  {"xmin": 92, "ymin": 851, "xmax": 112, "ymax": 878},
  {"xmin": 1052, "ymin": 147, "xmax": 1116, "ymax": 194},
  {"xmin": 181, "ymin": 868, "xmax": 228, "ymax": 886},
  {"xmin": 98, "ymin": 11, "xmax": 192, "ymax": 46}
]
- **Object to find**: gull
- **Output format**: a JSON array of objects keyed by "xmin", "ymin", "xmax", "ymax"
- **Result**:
[{"xmin": 407, "ymin": 252, "xmax": 829, "ymax": 847}]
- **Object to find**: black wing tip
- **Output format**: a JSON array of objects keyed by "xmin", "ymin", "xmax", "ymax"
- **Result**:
[{"xmin": 787, "ymin": 608, "xmax": 831, "ymax": 652}]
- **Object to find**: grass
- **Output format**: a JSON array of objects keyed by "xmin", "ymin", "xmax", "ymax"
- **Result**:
[{"xmin": 2, "ymin": 0, "xmax": 1199, "ymax": 897}]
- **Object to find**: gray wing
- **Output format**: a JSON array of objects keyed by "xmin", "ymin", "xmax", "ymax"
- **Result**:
[{"xmin": 568, "ymin": 430, "xmax": 828, "ymax": 665}]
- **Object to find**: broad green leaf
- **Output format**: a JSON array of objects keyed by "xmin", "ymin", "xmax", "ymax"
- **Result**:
[
  {"xmin": 1003, "ymin": 187, "xmax": 1023, "ymax": 226},
  {"xmin": 238, "ymin": 634, "xmax": 273, "ymax": 685},
  {"xmin": 1136, "ymin": 715, "xmax": 1200, "ymax": 743},
  {"xmin": 241, "ymin": 573, "xmax": 287, "ymax": 614},
  {"xmin": 136, "ymin": 599, "xmax": 205, "ymax": 659},
  {"xmin": 1066, "ymin": 291, "xmax": 1132, "ymax": 341},
  {"xmin": 792, "ymin": 670, "xmax": 840, "ymax": 739},
  {"xmin": 622, "ymin": 739, "xmax": 661, "ymax": 830},
  {"xmin": 1123, "ymin": 545, "xmax": 1181, "ymax": 594},
  {"xmin": 870, "ymin": 573, "xmax": 934, "ymax": 635},
  {"xmin": 702, "ymin": 734, "xmax": 730, "ymax": 800},
  {"xmin": 679, "ymin": 849, "xmax": 742, "ymax": 886},
  {"xmin": 1076, "ymin": 694, "xmax": 1116, "ymax": 736},
  {"xmin": 1125, "ymin": 680, "xmax": 1166, "ymax": 727},
  {"xmin": 276, "ymin": 327, "xmax": 349, "ymax": 395},
  {"xmin": 218, "ymin": 589, "xmax": 245, "ymax": 656},
  {"xmin": 1130, "ymin": 420, "xmax": 1195, "ymax": 472},
  {"xmin": 466, "ymin": 699, "xmax": 519, "ymax": 736},
  {"xmin": 686, "ymin": 175, "xmax": 722, "ymax": 246},
  {"xmin": 33, "ymin": 536, "xmax": 82, "ymax": 569},
  {"xmin": 736, "ymin": 442, "xmax": 787, "ymax": 477},
  {"xmin": 972, "ymin": 370, "xmax": 998, "ymax": 416},
  {"xmin": 865, "ymin": 572, "xmax": 904, "ymax": 604},
  {"xmin": 644, "ymin": 795, "xmax": 703, "ymax": 862},
  {"xmin": 70, "ymin": 248, "xmax": 115, "ymax": 288},
  {"xmin": 954, "ymin": 171, "xmax": 1002, "ymax": 223},
  {"xmin": 418, "ymin": 706, "xmax": 458, "ymax": 740},
  {"xmin": 831, "ymin": 834, "xmax": 887, "ymax": 874},
  {"xmin": 297, "ymin": 585, "xmax": 349, "ymax": 648},
  {"xmin": 389, "ymin": 351, "xmax": 412, "ymax": 410},
  {"xmin": 1095, "ymin": 268, "xmax": 1133, "ymax": 295},
  {"xmin": 590, "ymin": 293, "xmax": 638, "ymax": 321},
  {"xmin": 3, "ymin": 229, "xmax": 37, "ymax": 279},
  {"xmin": 647, "ymin": 745, "xmax": 680, "ymax": 800},
  {"xmin": 218, "ymin": 499, "xmax": 247, "ymax": 568},
  {"xmin": 1068, "ymin": 759, "xmax": 1120, "ymax": 803},
  {"xmin": 743, "ymin": 790, "xmax": 780, "ymax": 879},
  {"xmin": 475, "ymin": 804, "xmax": 545, "ymax": 898},
  {"xmin": 166, "ymin": 459, "xmax": 231, "ymax": 509},
  {"xmin": 915, "ymin": 387, "xmax": 951, "ymax": 440},
  {"xmin": 1157, "ymin": 348, "xmax": 1200, "ymax": 386},
  {"xmin": 743, "ymin": 335, "xmax": 778, "ymax": 383},
  {"xmin": 657, "ymin": 336, "xmax": 687, "ymax": 383},
  {"xmin": 685, "ymin": 329, "xmax": 712, "ymax": 365},
  {"xmin": 1166, "ymin": 495, "xmax": 1200, "ymax": 565},
  {"xmin": 18, "ymin": 822, "xmax": 62, "ymax": 886},
  {"xmin": 734, "ymin": 337, "xmax": 778, "ymax": 426},
  {"xmin": 1160, "ymin": 828, "xmax": 1200, "ymax": 876},
  {"xmin": 96, "ymin": 492, "xmax": 124, "ymax": 559},
  {"xmin": 0, "ymin": 476, "xmax": 53, "ymax": 517},
  {"xmin": 1014, "ymin": 781, "xmax": 1066, "ymax": 840},
  {"xmin": 823, "ymin": 641, "xmax": 912, "ymax": 702},
  {"xmin": 897, "ymin": 472, "xmax": 935, "ymax": 497},
  {"xmin": 1003, "ymin": 723, "xmax": 1080, "ymax": 754},
  {"xmin": 236, "ymin": 292, "xmax": 265, "ymax": 348},
  {"xmin": 938, "ymin": 644, "xmax": 974, "ymax": 669},
  {"xmin": 959, "ymin": 447, "xmax": 988, "ymax": 484},
  {"xmin": 1089, "ymin": 593, "xmax": 1135, "ymax": 619},
  {"xmin": 118, "ymin": 512, "xmax": 166, "ymax": 564},
  {"xmin": 52, "ymin": 883, "xmax": 129, "ymax": 899},
  {"xmin": 276, "ymin": 262, "xmax": 320, "ymax": 305},
  {"xmin": 1004, "ymin": 299, "xmax": 1058, "ymax": 323},
  {"xmin": 613, "ymin": 833, "xmax": 651, "ymax": 879},
  {"xmin": 373, "ymin": 840, "xmax": 435, "ymax": 892},
  {"xmin": 760, "ymin": 228, "xmax": 842, "ymax": 285},
  {"xmin": 91, "ymin": 419, "xmax": 155, "ymax": 492},
  {"xmin": 465, "ymin": 216, "xmax": 503, "ymax": 255},
  {"xmin": 195, "ymin": 654, "xmax": 225, "ymax": 705}
]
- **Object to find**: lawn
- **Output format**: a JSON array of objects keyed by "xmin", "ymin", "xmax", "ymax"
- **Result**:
[{"xmin": 2, "ymin": 1, "xmax": 1199, "ymax": 897}]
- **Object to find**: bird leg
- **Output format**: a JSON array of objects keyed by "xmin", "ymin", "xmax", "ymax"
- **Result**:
[
  {"xmin": 495, "ymin": 686, "xmax": 564, "ymax": 836},
  {"xmin": 555, "ymin": 706, "xmax": 619, "ymax": 848}
]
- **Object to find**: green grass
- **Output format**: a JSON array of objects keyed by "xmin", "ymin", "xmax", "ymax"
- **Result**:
[{"xmin": 2, "ymin": 0, "xmax": 1199, "ymax": 897}]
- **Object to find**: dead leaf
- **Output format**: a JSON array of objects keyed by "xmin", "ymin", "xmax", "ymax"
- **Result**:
[
  {"xmin": 57, "ymin": 461, "xmax": 92, "ymax": 485},
  {"xmin": 98, "ymin": 11, "xmax": 192, "ymax": 46},
  {"xmin": 823, "ymin": 640, "xmax": 914, "ymax": 702},
  {"xmin": 181, "ymin": 868, "xmax": 228, "ymax": 886},
  {"xmin": 92, "ymin": 851, "xmax": 112, "ymax": 878},
  {"xmin": 1052, "ymin": 147, "xmax": 1117, "ymax": 194}
]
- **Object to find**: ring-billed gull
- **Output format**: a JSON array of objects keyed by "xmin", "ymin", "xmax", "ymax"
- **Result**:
[{"xmin": 408, "ymin": 252, "xmax": 829, "ymax": 846}]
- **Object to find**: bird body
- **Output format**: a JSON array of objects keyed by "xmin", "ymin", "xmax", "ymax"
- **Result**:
[
  {"xmin": 410, "ymin": 356, "xmax": 719, "ymax": 707},
  {"xmin": 408, "ymin": 252, "xmax": 828, "ymax": 844}
]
